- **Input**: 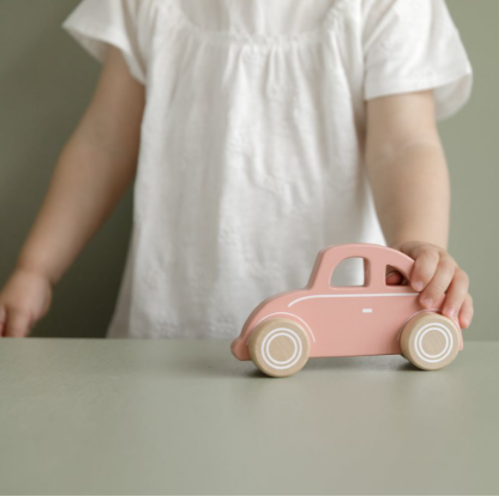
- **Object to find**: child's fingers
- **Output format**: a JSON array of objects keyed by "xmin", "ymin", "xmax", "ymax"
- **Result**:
[
  {"xmin": 386, "ymin": 270, "xmax": 405, "ymax": 285},
  {"xmin": 0, "ymin": 306, "xmax": 6, "ymax": 337},
  {"xmin": 441, "ymin": 269, "xmax": 470, "ymax": 320},
  {"xmin": 5, "ymin": 310, "xmax": 32, "ymax": 338},
  {"xmin": 459, "ymin": 294, "xmax": 474, "ymax": 329},
  {"xmin": 410, "ymin": 249, "xmax": 440, "ymax": 291},
  {"xmin": 419, "ymin": 256, "xmax": 456, "ymax": 309}
]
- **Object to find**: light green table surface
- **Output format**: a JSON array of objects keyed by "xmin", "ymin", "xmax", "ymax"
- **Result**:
[{"xmin": 0, "ymin": 339, "xmax": 497, "ymax": 495}]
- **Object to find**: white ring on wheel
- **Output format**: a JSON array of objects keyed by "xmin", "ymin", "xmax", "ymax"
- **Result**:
[
  {"xmin": 266, "ymin": 333, "xmax": 298, "ymax": 366},
  {"xmin": 261, "ymin": 328, "xmax": 303, "ymax": 371},
  {"xmin": 414, "ymin": 322, "xmax": 454, "ymax": 363}
]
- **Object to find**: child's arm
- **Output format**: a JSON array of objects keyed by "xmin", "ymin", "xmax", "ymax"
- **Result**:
[
  {"xmin": 365, "ymin": 90, "xmax": 473, "ymax": 329},
  {"xmin": 0, "ymin": 47, "xmax": 145, "ymax": 337}
]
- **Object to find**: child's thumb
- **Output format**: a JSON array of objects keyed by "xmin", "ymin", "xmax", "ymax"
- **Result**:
[{"xmin": 386, "ymin": 270, "xmax": 405, "ymax": 285}]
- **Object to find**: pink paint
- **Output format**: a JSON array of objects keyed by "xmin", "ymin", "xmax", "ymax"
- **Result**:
[{"xmin": 231, "ymin": 243, "xmax": 463, "ymax": 361}]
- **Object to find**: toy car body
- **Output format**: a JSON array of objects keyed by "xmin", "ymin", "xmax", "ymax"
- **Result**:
[{"xmin": 231, "ymin": 244, "xmax": 463, "ymax": 377}]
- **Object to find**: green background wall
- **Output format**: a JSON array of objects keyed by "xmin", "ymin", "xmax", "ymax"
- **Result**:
[{"xmin": 0, "ymin": 1, "xmax": 498, "ymax": 340}]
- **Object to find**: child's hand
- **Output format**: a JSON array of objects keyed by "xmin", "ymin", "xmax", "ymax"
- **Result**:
[
  {"xmin": 395, "ymin": 241, "xmax": 473, "ymax": 329},
  {"xmin": 0, "ymin": 269, "xmax": 53, "ymax": 337}
]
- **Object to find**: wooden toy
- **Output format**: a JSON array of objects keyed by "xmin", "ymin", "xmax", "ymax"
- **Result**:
[{"xmin": 231, "ymin": 243, "xmax": 463, "ymax": 377}]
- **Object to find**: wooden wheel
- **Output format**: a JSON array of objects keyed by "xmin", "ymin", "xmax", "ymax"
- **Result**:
[
  {"xmin": 401, "ymin": 313, "xmax": 460, "ymax": 371},
  {"xmin": 248, "ymin": 318, "xmax": 310, "ymax": 377}
]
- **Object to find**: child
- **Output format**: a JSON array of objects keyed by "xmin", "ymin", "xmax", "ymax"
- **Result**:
[{"xmin": 0, "ymin": 0, "xmax": 474, "ymax": 338}]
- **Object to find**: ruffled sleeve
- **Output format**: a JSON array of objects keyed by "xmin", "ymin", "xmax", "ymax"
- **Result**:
[
  {"xmin": 63, "ymin": 0, "xmax": 156, "ymax": 84},
  {"xmin": 363, "ymin": 0, "xmax": 473, "ymax": 120}
]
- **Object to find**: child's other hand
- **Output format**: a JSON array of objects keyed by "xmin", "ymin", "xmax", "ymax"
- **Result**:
[
  {"xmin": 0, "ymin": 269, "xmax": 52, "ymax": 337},
  {"xmin": 394, "ymin": 241, "xmax": 473, "ymax": 329}
]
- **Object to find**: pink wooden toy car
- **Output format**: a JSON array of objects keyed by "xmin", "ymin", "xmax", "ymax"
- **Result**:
[{"xmin": 231, "ymin": 243, "xmax": 463, "ymax": 377}]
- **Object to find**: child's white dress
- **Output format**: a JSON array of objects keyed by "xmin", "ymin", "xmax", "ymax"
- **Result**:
[{"xmin": 63, "ymin": 0, "xmax": 472, "ymax": 339}]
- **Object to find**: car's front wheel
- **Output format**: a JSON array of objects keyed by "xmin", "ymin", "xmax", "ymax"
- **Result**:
[
  {"xmin": 400, "ymin": 312, "xmax": 460, "ymax": 370},
  {"xmin": 249, "ymin": 318, "xmax": 310, "ymax": 377}
]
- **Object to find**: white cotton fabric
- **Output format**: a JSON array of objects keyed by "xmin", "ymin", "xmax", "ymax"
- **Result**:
[{"xmin": 63, "ymin": 0, "xmax": 472, "ymax": 339}]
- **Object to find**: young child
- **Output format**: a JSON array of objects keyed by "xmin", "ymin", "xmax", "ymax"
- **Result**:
[{"xmin": 0, "ymin": 0, "xmax": 474, "ymax": 339}]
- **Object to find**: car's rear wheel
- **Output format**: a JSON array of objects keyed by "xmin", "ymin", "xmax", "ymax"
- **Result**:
[
  {"xmin": 248, "ymin": 318, "xmax": 310, "ymax": 377},
  {"xmin": 400, "ymin": 312, "xmax": 460, "ymax": 370}
]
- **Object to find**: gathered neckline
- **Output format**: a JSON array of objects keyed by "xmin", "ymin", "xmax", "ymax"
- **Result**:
[{"xmin": 154, "ymin": 0, "xmax": 348, "ymax": 50}]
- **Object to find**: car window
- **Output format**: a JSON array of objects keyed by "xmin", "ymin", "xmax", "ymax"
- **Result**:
[{"xmin": 330, "ymin": 258, "xmax": 370, "ymax": 287}]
